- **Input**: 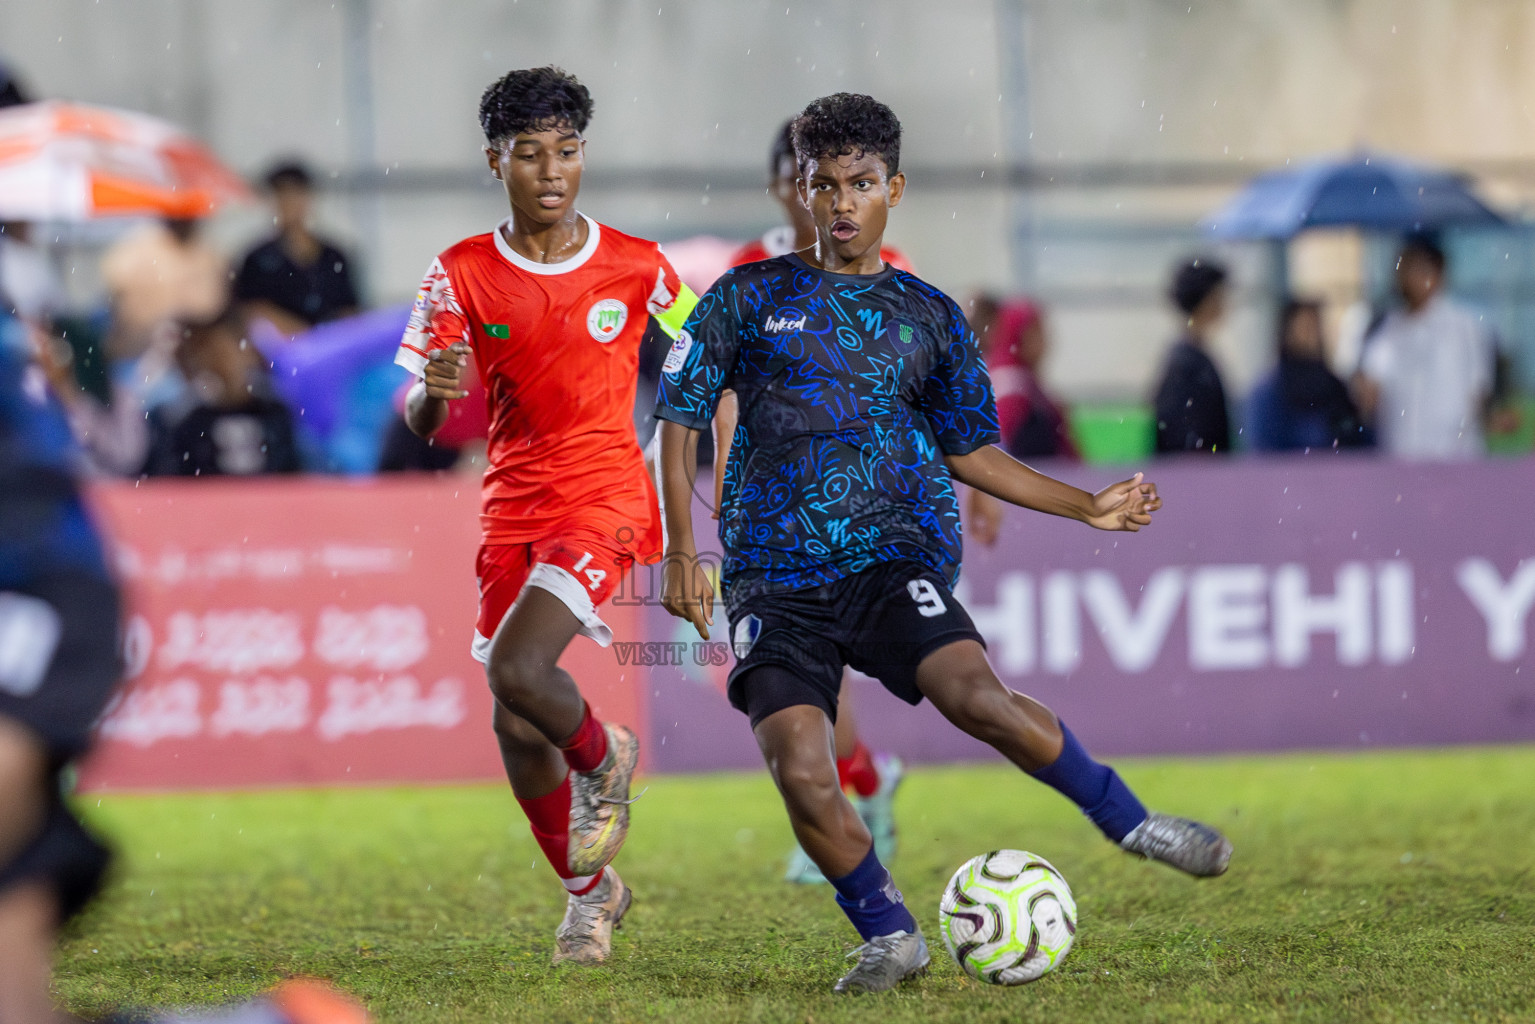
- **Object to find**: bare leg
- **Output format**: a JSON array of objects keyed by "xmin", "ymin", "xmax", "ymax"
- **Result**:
[
  {"xmin": 753, "ymin": 704, "xmax": 871, "ymax": 879},
  {"xmin": 483, "ymin": 585, "xmax": 587, "ymax": 801},
  {"xmin": 831, "ymin": 671, "xmax": 859, "ymax": 761},
  {"xmin": 484, "ymin": 586, "xmax": 587, "ymax": 743},
  {"xmin": 913, "ymin": 639, "xmax": 1063, "ymax": 772},
  {"xmin": 0, "ymin": 717, "xmax": 72, "ymax": 1024},
  {"xmin": 492, "ymin": 703, "xmax": 570, "ymax": 800}
]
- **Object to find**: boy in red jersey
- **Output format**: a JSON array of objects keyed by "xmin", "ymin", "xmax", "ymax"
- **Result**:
[{"xmin": 397, "ymin": 67, "xmax": 694, "ymax": 966}]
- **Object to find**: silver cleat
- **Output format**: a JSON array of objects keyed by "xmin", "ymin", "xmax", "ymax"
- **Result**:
[
  {"xmin": 1121, "ymin": 812, "xmax": 1232, "ymax": 877},
  {"xmin": 567, "ymin": 723, "xmax": 640, "ymax": 877},
  {"xmin": 833, "ymin": 929, "xmax": 931, "ymax": 994},
  {"xmin": 552, "ymin": 866, "xmax": 632, "ymax": 966}
]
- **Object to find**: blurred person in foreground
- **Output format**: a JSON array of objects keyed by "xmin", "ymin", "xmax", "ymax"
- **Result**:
[
  {"xmin": 100, "ymin": 217, "xmax": 228, "ymax": 362},
  {"xmin": 0, "ymin": 312, "xmax": 364, "ymax": 1024},
  {"xmin": 1152, "ymin": 256, "xmax": 1232, "ymax": 455},
  {"xmin": 235, "ymin": 161, "xmax": 360, "ymax": 337},
  {"xmin": 1248, "ymin": 298, "xmax": 1370, "ymax": 453},
  {"xmin": 1353, "ymin": 233, "xmax": 1497, "ymax": 459},
  {"xmin": 969, "ymin": 294, "xmax": 1079, "ymax": 460},
  {"xmin": 142, "ymin": 308, "xmax": 301, "ymax": 477}
]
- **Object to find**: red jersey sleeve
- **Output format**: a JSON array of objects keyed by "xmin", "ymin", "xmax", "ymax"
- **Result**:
[
  {"xmin": 646, "ymin": 247, "xmax": 685, "ymax": 317},
  {"xmin": 729, "ymin": 240, "xmax": 771, "ymax": 267},
  {"xmin": 394, "ymin": 256, "xmax": 471, "ymax": 377},
  {"xmin": 881, "ymin": 246, "xmax": 916, "ymax": 274}
]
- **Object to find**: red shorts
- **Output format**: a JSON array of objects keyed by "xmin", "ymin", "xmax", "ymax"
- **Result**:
[{"xmin": 471, "ymin": 525, "xmax": 653, "ymax": 664}]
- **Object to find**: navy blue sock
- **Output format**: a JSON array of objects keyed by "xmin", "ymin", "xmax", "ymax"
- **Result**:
[
  {"xmin": 827, "ymin": 845, "xmax": 918, "ymax": 941},
  {"xmin": 1029, "ymin": 720, "xmax": 1148, "ymax": 843}
]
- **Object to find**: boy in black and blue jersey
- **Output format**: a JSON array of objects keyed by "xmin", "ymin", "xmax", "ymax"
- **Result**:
[{"xmin": 654, "ymin": 93, "xmax": 1231, "ymax": 994}]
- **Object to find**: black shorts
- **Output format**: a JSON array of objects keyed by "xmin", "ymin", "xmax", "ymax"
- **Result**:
[
  {"xmin": 0, "ymin": 570, "xmax": 121, "ymax": 762},
  {"xmin": 726, "ymin": 559, "xmax": 984, "ymax": 728}
]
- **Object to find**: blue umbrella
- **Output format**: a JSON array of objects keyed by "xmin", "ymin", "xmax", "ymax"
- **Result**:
[{"xmin": 1204, "ymin": 154, "xmax": 1504, "ymax": 239}]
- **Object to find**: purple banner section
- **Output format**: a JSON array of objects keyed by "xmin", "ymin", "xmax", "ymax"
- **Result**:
[{"xmin": 641, "ymin": 455, "xmax": 1535, "ymax": 770}]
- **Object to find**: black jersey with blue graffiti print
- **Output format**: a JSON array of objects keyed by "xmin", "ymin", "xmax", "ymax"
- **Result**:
[{"xmin": 654, "ymin": 253, "xmax": 1000, "ymax": 613}]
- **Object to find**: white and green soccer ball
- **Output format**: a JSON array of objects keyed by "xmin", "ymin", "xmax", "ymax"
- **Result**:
[{"xmin": 939, "ymin": 849, "xmax": 1078, "ymax": 985}]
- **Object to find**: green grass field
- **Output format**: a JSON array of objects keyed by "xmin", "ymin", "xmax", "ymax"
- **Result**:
[{"xmin": 56, "ymin": 746, "xmax": 1534, "ymax": 1024}]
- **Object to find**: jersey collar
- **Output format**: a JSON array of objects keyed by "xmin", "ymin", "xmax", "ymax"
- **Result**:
[
  {"xmin": 492, "ymin": 212, "xmax": 601, "ymax": 275},
  {"xmin": 783, "ymin": 250, "xmax": 894, "ymax": 283}
]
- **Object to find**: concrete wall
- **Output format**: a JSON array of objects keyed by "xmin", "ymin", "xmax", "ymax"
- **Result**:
[{"xmin": 4, "ymin": 0, "xmax": 1534, "ymax": 402}]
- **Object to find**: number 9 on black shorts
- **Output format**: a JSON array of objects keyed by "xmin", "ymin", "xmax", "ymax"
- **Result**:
[{"xmin": 725, "ymin": 559, "xmax": 985, "ymax": 728}]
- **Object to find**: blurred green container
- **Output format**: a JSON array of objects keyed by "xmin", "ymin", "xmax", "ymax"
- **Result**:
[
  {"xmin": 1069, "ymin": 402, "xmax": 1155, "ymax": 464},
  {"xmin": 1487, "ymin": 395, "xmax": 1535, "ymax": 456}
]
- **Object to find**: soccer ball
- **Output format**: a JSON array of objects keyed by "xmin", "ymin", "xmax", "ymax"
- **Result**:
[{"xmin": 939, "ymin": 849, "xmax": 1077, "ymax": 985}]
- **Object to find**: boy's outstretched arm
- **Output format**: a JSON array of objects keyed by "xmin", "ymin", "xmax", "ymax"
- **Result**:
[
  {"xmin": 945, "ymin": 444, "xmax": 1162, "ymax": 532},
  {"xmin": 657, "ymin": 419, "xmax": 716, "ymax": 638}
]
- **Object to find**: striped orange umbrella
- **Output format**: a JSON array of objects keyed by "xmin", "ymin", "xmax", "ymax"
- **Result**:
[{"xmin": 0, "ymin": 100, "xmax": 251, "ymax": 221}]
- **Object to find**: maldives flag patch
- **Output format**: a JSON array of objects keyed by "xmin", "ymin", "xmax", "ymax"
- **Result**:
[{"xmin": 482, "ymin": 323, "xmax": 510, "ymax": 339}]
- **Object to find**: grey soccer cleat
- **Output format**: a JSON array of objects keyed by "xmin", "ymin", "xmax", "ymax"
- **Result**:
[
  {"xmin": 1120, "ymin": 812, "xmax": 1232, "ymax": 877},
  {"xmin": 567, "ymin": 723, "xmax": 640, "ymax": 876},
  {"xmin": 833, "ymin": 929, "xmax": 931, "ymax": 994},
  {"xmin": 552, "ymin": 866, "xmax": 632, "ymax": 966}
]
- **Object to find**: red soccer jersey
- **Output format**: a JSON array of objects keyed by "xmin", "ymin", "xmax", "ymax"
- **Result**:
[
  {"xmin": 396, "ymin": 214, "xmax": 682, "ymax": 550},
  {"xmin": 727, "ymin": 225, "xmax": 915, "ymax": 273}
]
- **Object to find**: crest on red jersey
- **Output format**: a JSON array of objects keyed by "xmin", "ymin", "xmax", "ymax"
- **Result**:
[{"xmin": 586, "ymin": 298, "xmax": 629, "ymax": 343}]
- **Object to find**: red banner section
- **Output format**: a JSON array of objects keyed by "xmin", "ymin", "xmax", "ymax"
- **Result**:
[{"xmin": 79, "ymin": 477, "xmax": 640, "ymax": 790}]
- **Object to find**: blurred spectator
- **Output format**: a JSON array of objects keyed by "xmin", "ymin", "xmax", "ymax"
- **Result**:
[
  {"xmin": 235, "ymin": 160, "xmax": 359, "ymax": 336},
  {"xmin": 970, "ymin": 293, "xmax": 1078, "ymax": 459},
  {"xmin": 0, "ymin": 222, "xmax": 64, "ymax": 329},
  {"xmin": 1248, "ymin": 298, "xmax": 1369, "ymax": 452},
  {"xmin": 30, "ymin": 326, "xmax": 151, "ymax": 476},
  {"xmin": 143, "ymin": 308, "xmax": 300, "ymax": 476},
  {"xmin": 1354, "ymin": 233, "xmax": 1497, "ymax": 459},
  {"xmin": 0, "ymin": 59, "xmax": 29, "ymax": 108},
  {"xmin": 1153, "ymin": 256, "xmax": 1232, "ymax": 455},
  {"xmin": 101, "ymin": 217, "xmax": 228, "ymax": 360}
]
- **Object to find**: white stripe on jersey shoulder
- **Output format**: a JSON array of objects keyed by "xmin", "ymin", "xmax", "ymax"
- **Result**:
[{"xmin": 491, "ymin": 212, "xmax": 602, "ymax": 275}]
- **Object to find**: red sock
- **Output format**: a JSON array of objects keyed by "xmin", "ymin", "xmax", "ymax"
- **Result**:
[
  {"xmin": 559, "ymin": 703, "xmax": 609, "ymax": 774},
  {"xmin": 839, "ymin": 741, "xmax": 881, "ymax": 798},
  {"xmin": 515, "ymin": 774, "xmax": 602, "ymax": 895}
]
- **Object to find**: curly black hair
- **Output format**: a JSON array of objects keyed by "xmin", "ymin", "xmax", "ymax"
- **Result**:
[
  {"xmin": 479, "ymin": 66, "xmax": 593, "ymax": 147},
  {"xmin": 790, "ymin": 93, "xmax": 901, "ymax": 176}
]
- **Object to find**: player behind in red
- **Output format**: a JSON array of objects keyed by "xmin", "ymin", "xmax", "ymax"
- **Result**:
[{"xmin": 396, "ymin": 67, "xmax": 695, "ymax": 966}]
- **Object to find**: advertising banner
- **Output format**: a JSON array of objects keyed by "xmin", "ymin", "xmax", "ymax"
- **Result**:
[{"xmin": 79, "ymin": 456, "xmax": 1535, "ymax": 789}]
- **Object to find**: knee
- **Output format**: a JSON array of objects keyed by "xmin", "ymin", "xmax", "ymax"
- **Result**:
[
  {"xmin": 485, "ymin": 649, "xmax": 550, "ymax": 714},
  {"xmin": 773, "ymin": 755, "xmax": 843, "ymax": 821}
]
